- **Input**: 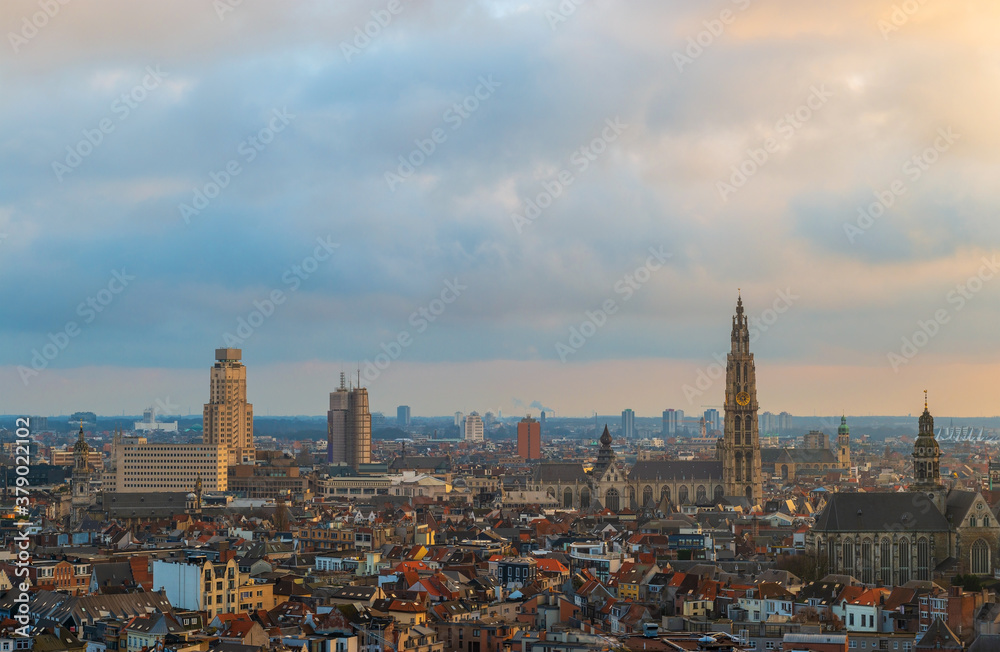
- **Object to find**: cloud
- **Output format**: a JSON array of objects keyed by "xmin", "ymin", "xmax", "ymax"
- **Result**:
[{"xmin": 3, "ymin": 0, "xmax": 1000, "ymax": 415}]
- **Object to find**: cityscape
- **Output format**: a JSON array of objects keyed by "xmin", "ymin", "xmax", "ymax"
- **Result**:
[{"xmin": 3, "ymin": 2, "xmax": 1000, "ymax": 652}]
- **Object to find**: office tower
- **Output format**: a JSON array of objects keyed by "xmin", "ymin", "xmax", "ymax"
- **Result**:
[
  {"xmin": 621, "ymin": 409, "xmax": 635, "ymax": 439},
  {"xmin": 454, "ymin": 412, "xmax": 464, "ymax": 427},
  {"xmin": 327, "ymin": 373, "xmax": 372, "ymax": 468},
  {"xmin": 719, "ymin": 294, "xmax": 762, "ymax": 504},
  {"xmin": 202, "ymin": 348, "xmax": 254, "ymax": 465},
  {"xmin": 704, "ymin": 408, "xmax": 720, "ymax": 433},
  {"xmin": 464, "ymin": 412, "xmax": 484, "ymax": 442},
  {"xmin": 397, "ymin": 405, "xmax": 411, "ymax": 427},
  {"xmin": 778, "ymin": 411, "xmax": 793, "ymax": 433},
  {"xmin": 540, "ymin": 411, "xmax": 546, "ymax": 429},
  {"xmin": 517, "ymin": 416, "xmax": 541, "ymax": 460}
]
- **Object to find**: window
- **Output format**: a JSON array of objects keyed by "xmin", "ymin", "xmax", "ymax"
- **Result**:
[
  {"xmin": 765, "ymin": 643, "xmax": 774, "ymax": 650},
  {"xmin": 916, "ymin": 537, "xmax": 930, "ymax": 580},
  {"xmin": 971, "ymin": 539, "xmax": 990, "ymax": 575}
]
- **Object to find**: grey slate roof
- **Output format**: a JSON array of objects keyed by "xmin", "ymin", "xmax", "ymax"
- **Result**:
[
  {"xmin": 944, "ymin": 489, "xmax": 979, "ymax": 522},
  {"xmin": 90, "ymin": 561, "xmax": 133, "ymax": 589},
  {"xmin": 30, "ymin": 589, "xmax": 174, "ymax": 628},
  {"xmin": 814, "ymin": 492, "xmax": 950, "ymax": 533},
  {"xmin": 531, "ymin": 463, "xmax": 589, "ymax": 484},
  {"xmin": 630, "ymin": 460, "xmax": 723, "ymax": 481},
  {"xmin": 778, "ymin": 449, "xmax": 839, "ymax": 464}
]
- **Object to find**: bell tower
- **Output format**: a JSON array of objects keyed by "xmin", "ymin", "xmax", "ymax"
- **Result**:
[
  {"xmin": 720, "ymin": 293, "xmax": 762, "ymax": 504},
  {"xmin": 911, "ymin": 391, "xmax": 942, "ymax": 493},
  {"xmin": 837, "ymin": 416, "xmax": 851, "ymax": 470},
  {"xmin": 71, "ymin": 420, "xmax": 92, "ymax": 526}
]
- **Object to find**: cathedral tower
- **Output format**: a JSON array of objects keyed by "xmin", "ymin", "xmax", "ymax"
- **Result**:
[
  {"xmin": 911, "ymin": 392, "xmax": 942, "ymax": 492},
  {"xmin": 720, "ymin": 294, "xmax": 762, "ymax": 504}
]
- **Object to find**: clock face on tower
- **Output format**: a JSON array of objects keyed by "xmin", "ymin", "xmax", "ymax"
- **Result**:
[{"xmin": 736, "ymin": 391, "xmax": 750, "ymax": 406}]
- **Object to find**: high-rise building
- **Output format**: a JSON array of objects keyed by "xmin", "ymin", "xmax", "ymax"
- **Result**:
[
  {"xmin": 540, "ymin": 411, "xmax": 546, "ymax": 429},
  {"xmin": 517, "ymin": 416, "xmax": 541, "ymax": 460},
  {"xmin": 704, "ymin": 408, "xmax": 721, "ymax": 433},
  {"xmin": 718, "ymin": 294, "xmax": 762, "ymax": 504},
  {"xmin": 778, "ymin": 411, "xmax": 793, "ymax": 433},
  {"xmin": 397, "ymin": 405, "xmax": 411, "ymax": 427},
  {"xmin": 621, "ymin": 409, "xmax": 635, "ymax": 439},
  {"xmin": 202, "ymin": 348, "xmax": 254, "ymax": 465},
  {"xmin": 662, "ymin": 409, "xmax": 685, "ymax": 436},
  {"xmin": 327, "ymin": 373, "xmax": 371, "ymax": 468},
  {"xmin": 464, "ymin": 412, "xmax": 484, "ymax": 443},
  {"xmin": 759, "ymin": 411, "xmax": 776, "ymax": 434},
  {"xmin": 454, "ymin": 412, "xmax": 464, "ymax": 427}
]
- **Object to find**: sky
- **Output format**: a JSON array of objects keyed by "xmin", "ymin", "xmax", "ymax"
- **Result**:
[{"xmin": 2, "ymin": 0, "xmax": 1000, "ymax": 419}]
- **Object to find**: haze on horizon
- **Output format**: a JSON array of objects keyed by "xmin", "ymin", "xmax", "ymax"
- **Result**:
[{"xmin": 2, "ymin": 1, "xmax": 1000, "ymax": 419}]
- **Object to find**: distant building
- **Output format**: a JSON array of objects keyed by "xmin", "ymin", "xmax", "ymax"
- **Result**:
[
  {"xmin": 134, "ymin": 406, "xmax": 178, "ymax": 432},
  {"xmin": 454, "ymin": 411, "xmax": 463, "ymax": 427},
  {"xmin": 517, "ymin": 416, "xmax": 541, "ymax": 460},
  {"xmin": 704, "ymin": 408, "xmax": 720, "ymax": 433},
  {"xmin": 621, "ymin": 409, "xmax": 635, "ymax": 439},
  {"xmin": 202, "ymin": 348, "xmax": 254, "ymax": 465},
  {"xmin": 464, "ymin": 412, "xmax": 484, "ymax": 443},
  {"xmin": 69, "ymin": 411, "xmax": 97, "ymax": 425},
  {"xmin": 397, "ymin": 405, "xmax": 411, "ymax": 427},
  {"xmin": 328, "ymin": 372, "xmax": 372, "ymax": 469},
  {"xmin": 803, "ymin": 430, "xmax": 829, "ymax": 449},
  {"xmin": 663, "ymin": 409, "xmax": 684, "ymax": 436}
]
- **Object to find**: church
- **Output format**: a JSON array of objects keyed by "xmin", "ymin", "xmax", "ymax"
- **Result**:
[
  {"xmin": 808, "ymin": 397, "xmax": 1000, "ymax": 581},
  {"xmin": 531, "ymin": 295, "xmax": 764, "ymax": 511}
]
